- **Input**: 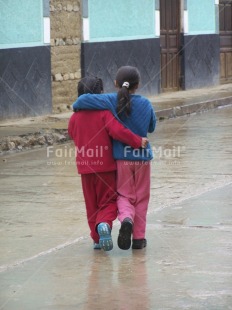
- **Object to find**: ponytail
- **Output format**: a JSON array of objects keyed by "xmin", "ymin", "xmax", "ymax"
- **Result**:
[
  {"xmin": 115, "ymin": 66, "xmax": 140, "ymax": 120},
  {"xmin": 116, "ymin": 86, "xmax": 131, "ymax": 120}
]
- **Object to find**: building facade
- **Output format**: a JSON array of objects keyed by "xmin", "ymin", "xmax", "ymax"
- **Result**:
[
  {"xmin": 0, "ymin": 0, "xmax": 231, "ymax": 118},
  {"xmin": 0, "ymin": 0, "xmax": 52, "ymax": 119},
  {"xmin": 81, "ymin": 0, "xmax": 231, "ymax": 95}
]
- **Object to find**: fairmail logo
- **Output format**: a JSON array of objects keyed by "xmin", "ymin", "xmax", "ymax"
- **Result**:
[{"xmin": 47, "ymin": 145, "xmax": 109, "ymax": 158}]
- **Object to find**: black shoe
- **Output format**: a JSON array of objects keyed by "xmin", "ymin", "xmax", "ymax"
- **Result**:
[
  {"xmin": 132, "ymin": 238, "xmax": 147, "ymax": 249},
  {"xmin": 117, "ymin": 218, "xmax": 133, "ymax": 250}
]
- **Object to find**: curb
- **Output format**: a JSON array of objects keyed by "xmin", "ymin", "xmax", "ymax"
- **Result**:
[
  {"xmin": 0, "ymin": 129, "xmax": 69, "ymax": 155},
  {"xmin": 155, "ymin": 96, "xmax": 232, "ymax": 120},
  {"xmin": 0, "ymin": 96, "xmax": 231, "ymax": 155}
]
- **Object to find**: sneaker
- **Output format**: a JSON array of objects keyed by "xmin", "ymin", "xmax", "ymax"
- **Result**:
[
  {"xmin": 97, "ymin": 223, "xmax": 113, "ymax": 251},
  {"xmin": 132, "ymin": 238, "xmax": 147, "ymax": 249},
  {"xmin": 117, "ymin": 218, "xmax": 133, "ymax": 250},
  {"xmin": 93, "ymin": 242, "xmax": 101, "ymax": 250}
]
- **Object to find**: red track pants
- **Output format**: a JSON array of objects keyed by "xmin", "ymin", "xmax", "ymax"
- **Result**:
[{"xmin": 81, "ymin": 171, "xmax": 118, "ymax": 243}]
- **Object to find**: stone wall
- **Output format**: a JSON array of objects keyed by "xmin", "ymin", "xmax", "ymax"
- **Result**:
[{"xmin": 50, "ymin": 0, "xmax": 82, "ymax": 113}]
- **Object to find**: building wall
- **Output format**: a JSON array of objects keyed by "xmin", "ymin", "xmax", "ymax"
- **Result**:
[
  {"xmin": 81, "ymin": 0, "xmax": 160, "ymax": 96},
  {"xmin": 182, "ymin": 0, "xmax": 220, "ymax": 89},
  {"xmin": 0, "ymin": 1, "xmax": 43, "ymax": 47},
  {"xmin": 82, "ymin": 0, "xmax": 220, "ymax": 93},
  {"xmin": 0, "ymin": 0, "xmax": 221, "ymax": 119},
  {"xmin": 50, "ymin": 0, "xmax": 82, "ymax": 113},
  {"xmin": 187, "ymin": 0, "xmax": 217, "ymax": 35},
  {"xmin": 88, "ymin": 0, "xmax": 156, "ymax": 41},
  {"xmin": 0, "ymin": 0, "xmax": 52, "ymax": 119}
]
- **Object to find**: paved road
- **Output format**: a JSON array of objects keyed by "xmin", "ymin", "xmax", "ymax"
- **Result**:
[{"xmin": 0, "ymin": 107, "xmax": 232, "ymax": 309}]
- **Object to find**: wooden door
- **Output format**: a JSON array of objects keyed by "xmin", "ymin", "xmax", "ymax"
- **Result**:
[
  {"xmin": 160, "ymin": 0, "xmax": 181, "ymax": 92},
  {"xmin": 220, "ymin": 0, "xmax": 232, "ymax": 83}
]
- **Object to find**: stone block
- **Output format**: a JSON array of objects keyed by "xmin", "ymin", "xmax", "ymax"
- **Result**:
[
  {"xmin": 69, "ymin": 73, "xmax": 75, "ymax": 80},
  {"xmin": 63, "ymin": 74, "xmax": 69, "ymax": 81},
  {"xmin": 67, "ymin": 4, "xmax": 73, "ymax": 11},
  {"xmin": 55, "ymin": 73, "xmax": 63, "ymax": 81}
]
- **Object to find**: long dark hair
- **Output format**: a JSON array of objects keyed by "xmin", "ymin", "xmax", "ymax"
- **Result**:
[{"xmin": 115, "ymin": 66, "xmax": 140, "ymax": 119}]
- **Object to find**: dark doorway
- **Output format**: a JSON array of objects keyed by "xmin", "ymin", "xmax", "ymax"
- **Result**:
[{"xmin": 160, "ymin": 0, "xmax": 181, "ymax": 92}]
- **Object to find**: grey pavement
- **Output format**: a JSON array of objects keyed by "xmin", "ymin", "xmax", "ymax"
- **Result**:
[{"xmin": 0, "ymin": 106, "xmax": 232, "ymax": 309}]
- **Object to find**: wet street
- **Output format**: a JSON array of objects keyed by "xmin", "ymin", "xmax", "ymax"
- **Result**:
[{"xmin": 0, "ymin": 107, "xmax": 232, "ymax": 310}]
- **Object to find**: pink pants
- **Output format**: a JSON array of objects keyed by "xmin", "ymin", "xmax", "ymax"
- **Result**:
[{"xmin": 116, "ymin": 160, "xmax": 151, "ymax": 239}]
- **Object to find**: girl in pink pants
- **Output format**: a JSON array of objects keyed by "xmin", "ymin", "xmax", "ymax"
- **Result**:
[{"xmin": 117, "ymin": 161, "xmax": 150, "ymax": 248}]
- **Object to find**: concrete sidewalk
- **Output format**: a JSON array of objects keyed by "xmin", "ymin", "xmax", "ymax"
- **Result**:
[{"xmin": 0, "ymin": 83, "xmax": 232, "ymax": 153}]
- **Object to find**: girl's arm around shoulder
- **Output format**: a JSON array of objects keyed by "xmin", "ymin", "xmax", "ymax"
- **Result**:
[
  {"xmin": 103, "ymin": 111, "xmax": 144, "ymax": 149},
  {"xmin": 72, "ymin": 93, "xmax": 117, "ymax": 114}
]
